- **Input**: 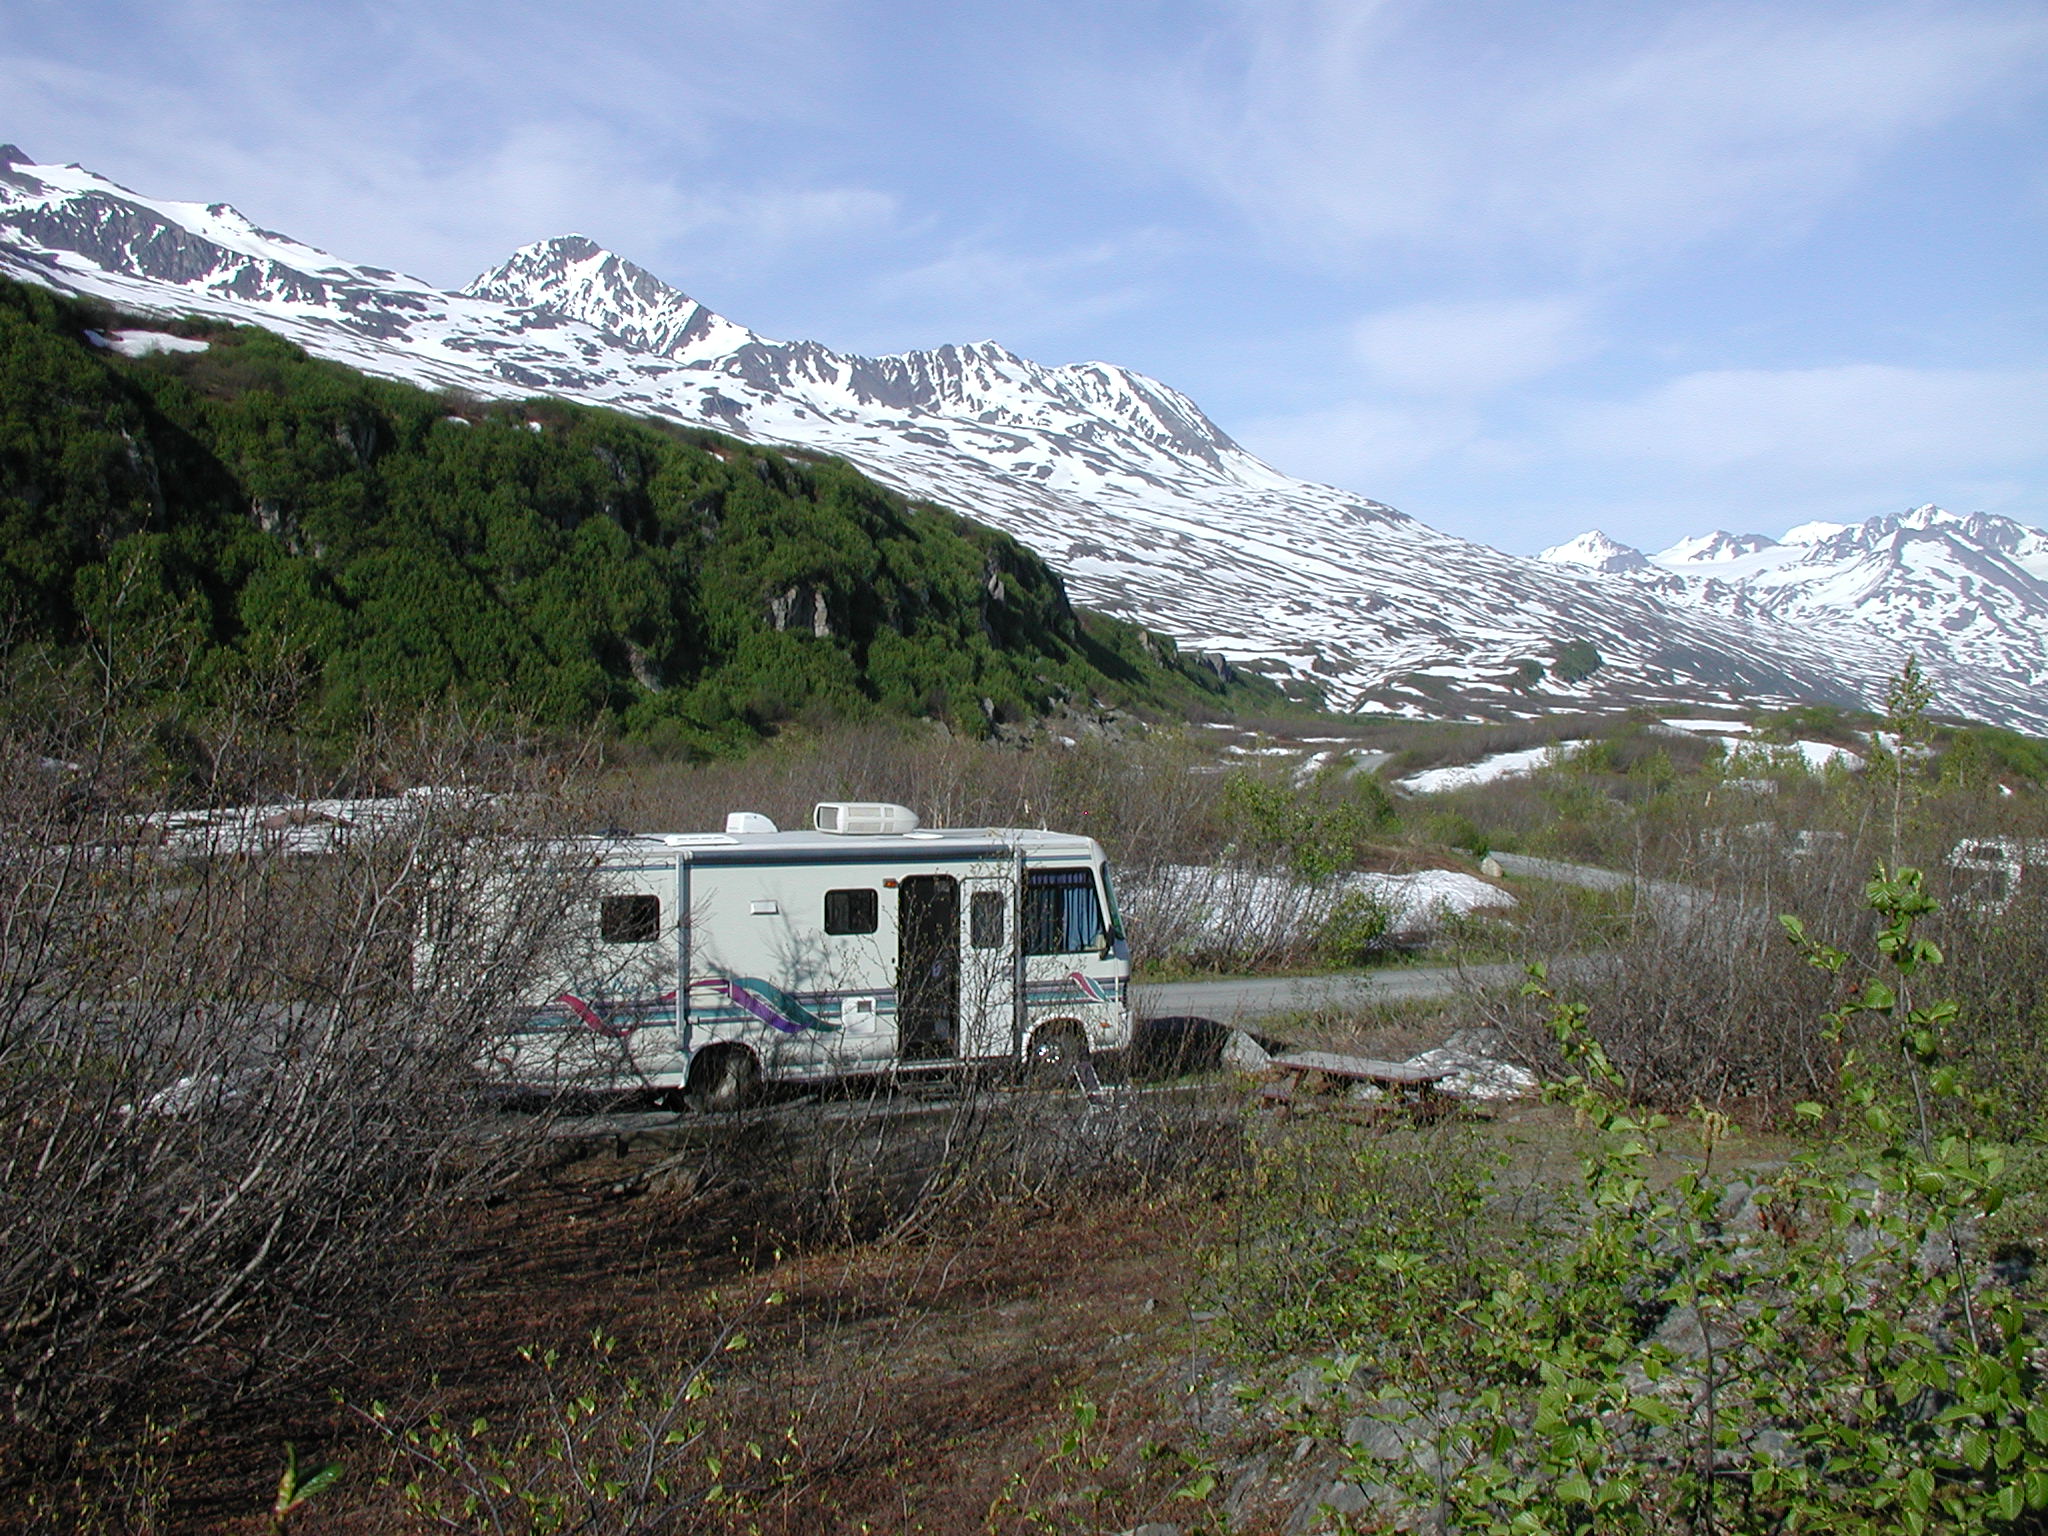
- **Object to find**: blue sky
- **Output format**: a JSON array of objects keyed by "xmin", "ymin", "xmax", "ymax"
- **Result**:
[{"xmin": 4, "ymin": 0, "xmax": 2045, "ymax": 554}]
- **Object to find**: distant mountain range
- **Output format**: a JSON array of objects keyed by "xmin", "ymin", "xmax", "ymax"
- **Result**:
[
  {"xmin": 1540, "ymin": 506, "xmax": 2048, "ymax": 702},
  {"xmin": 4, "ymin": 142, "xmax": 2044, "ymax": 730}
]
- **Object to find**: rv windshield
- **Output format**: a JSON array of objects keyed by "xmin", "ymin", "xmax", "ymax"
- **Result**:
[
  {"xmin": 1024, "ymin": 867, "xmax": 1103, "ymax": 955},
  {"xmin": 1099, "ymin": 862, "xmax": 1125, "ymax": 942}
]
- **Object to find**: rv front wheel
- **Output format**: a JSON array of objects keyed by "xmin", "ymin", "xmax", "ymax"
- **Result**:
[
  {"xmin": 1026, "ymin": 1026, "xmax": 1087, "ymax": 1083},
  {"xmin": 686, "ymin": 1047, "xmax": 758, "ymax": 1112}
]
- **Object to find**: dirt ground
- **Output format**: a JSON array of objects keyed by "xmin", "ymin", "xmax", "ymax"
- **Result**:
[
  {"xmin": 26, "ymin": 1091, "xmax": 1259, "ymax": 1536},
  {"xmin": 4, "ymin": 1066, "xmax": 1806, "ymax": 1535}
]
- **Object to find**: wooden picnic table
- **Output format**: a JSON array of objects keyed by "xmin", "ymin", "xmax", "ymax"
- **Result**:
[{"xmin": 1261, "ymin": 1049, "xmax": 1455, "ymax": 1121}]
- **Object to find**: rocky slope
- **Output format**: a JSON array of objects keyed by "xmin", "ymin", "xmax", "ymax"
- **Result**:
[{"xmin": 6, "ymin": 143, "xmax": 2043, "ymax": 729}]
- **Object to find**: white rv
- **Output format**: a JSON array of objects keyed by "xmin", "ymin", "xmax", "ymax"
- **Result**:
[{"xmin": 467, "ymin": 802, "xmax": 1131, "ymax": 1104}]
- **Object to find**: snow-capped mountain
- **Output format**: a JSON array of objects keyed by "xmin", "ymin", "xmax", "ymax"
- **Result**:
[
  {"xmin": 1536, "ymin": 531, "xmax": 1651, "ymax": 575},
  {"xmin": 1541, "ymin": 506, "xmax": 2048, "ymax": 702},
  {"xmin": 4, "ymin": 143, "xmax": 2044, "ymax": 729}
]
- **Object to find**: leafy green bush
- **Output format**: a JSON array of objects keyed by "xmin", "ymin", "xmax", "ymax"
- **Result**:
[
  {"xmin": 1316, "ymin": 888, "xmax": 1396, "ymax": 965},
  {"xmin": 1941, "ymin": 725, "xmax": 2048, "ymax": 788},
  {"xmin": 1216, "ymin": 870, "xmax": 2048, "ymax": 1534},
  {"xmin": 1423, "ymin": 809, "xmax": 1490, "ymax": 858},
  {"xmin": 1218, "ymin": 767, "xmax": 1396, "ymax": 880}
]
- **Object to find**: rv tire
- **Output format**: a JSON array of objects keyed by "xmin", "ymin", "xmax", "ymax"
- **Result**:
[
  {"xmin": 1025, "ymin": 1025, "xmax": 1087, "ymax": 1083},
  {"xmin": 686, "ymin": 1046, "xmax": 758, "ymax": 1112}
]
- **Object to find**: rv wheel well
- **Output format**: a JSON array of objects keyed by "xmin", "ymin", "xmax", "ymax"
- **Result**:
[
  {"xmin": 686, "ymin": 1042, "xmax": 760, "ymax": 1111},
  {"xmin": 1026, "ymin": 1020, "xmax": 1088, "ymax": 1076}
]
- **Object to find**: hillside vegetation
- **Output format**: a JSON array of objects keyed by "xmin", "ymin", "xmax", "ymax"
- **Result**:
[{"xmin": 0, "ymin": 278, "xmax": 1275, "ymax": 756}]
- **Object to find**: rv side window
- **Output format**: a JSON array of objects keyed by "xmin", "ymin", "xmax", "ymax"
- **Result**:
[
  {"xmin": 970, "ymin": 890, "xmax": 1006, "ymax": 949},
  {"xmin": 824, "ymin": 888, "xmax": 879, "ymax": 935},
  {"xmin": 601, "ymin": 894, "xmax": 661, "ymax": 944},
  {"xmin": 1023, "ymin": 868, "xmax": 1102, "ymax": 955}
]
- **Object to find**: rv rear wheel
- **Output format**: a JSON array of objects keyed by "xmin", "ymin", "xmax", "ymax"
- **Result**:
[{"xmin": 686, "ymin": 1046, "xmax": 758, "ymax": 1112}]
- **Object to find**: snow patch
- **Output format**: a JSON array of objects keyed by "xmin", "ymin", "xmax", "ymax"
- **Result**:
[
  {"xmin": 1781, "ymin": 520, "xmax": 1847, "ymax": 545},
  {"xmin": 1661, "ymin": 717, "xmax": 1753, "ymax": 735},
  {"xmin": 1725, "ymin": 739, "xmax": 1865, "ymax": 773},
  {"xmin": 1401, "ymin": 1046, "xmax": 1538, "ymax": 1101},
  {"xmin": 1127, "ymin": 864, "xmax": 1516, "ymax": 958},
  {"xmin": 89, "ymin": 327, "xmax": 210, "ymax": 356},
  {"xmin": 1396, "ymin": 743, "xmax": 1583, "ymax": 795}
]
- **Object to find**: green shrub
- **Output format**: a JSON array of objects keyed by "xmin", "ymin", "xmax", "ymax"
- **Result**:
[
  {"xmin": 1551, "ymin": 639, "xmax": 1603, "ymax": 684},
  {"xmin": 1316, "ymin": 888, "xmax": 1395, "ymax": 965},
  {"xmin": 1217, "ymin": 870, "xmax": 2048, "ymax": 1534},
  {"xmin": 1423, "ymin": 810, "xmax": 1489, "ymax": 858}
]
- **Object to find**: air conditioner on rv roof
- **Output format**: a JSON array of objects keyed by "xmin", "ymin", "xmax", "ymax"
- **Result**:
[{"xmin": 813, "ymin": 801, "xmax": 921, "ymax": 836}]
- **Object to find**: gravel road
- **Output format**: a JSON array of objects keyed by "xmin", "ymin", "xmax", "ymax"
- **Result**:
[{"xmin": 1133, "ymin": 961, "xmax": 1523, "ymax": 1024}]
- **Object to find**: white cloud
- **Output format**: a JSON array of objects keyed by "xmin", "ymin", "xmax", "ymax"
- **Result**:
[
  {"xmin": 1236, "ymin": 398, "xmax": 1479, "ymax": 487},
  {"xmin": 863, "ymin": 232, "xmax": 1169, "ymax": 349},
  {"xmin": 1073, "ymin": 0, "xmax": 2048, "ymax": 269},
  {"xmin": 1559, "ymin": 364, "xmax": 2048, "ymax": 472},
  {"xmin": 0, "ymin": 0, "xmax": 873, "ymax": 287},
  {"xmin": 1350, "ymin": 297, "xmax": 1592, "ymax": 396},
  {"xmin": 1233, "ymin": 361, "xmax": 2048, "ymax": 554}
]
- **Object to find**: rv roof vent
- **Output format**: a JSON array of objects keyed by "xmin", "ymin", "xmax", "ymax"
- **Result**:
[
  {"xmin": 724, "ymin": 811, "xmax": 779, "ymax": 835},
  {"xmin": 814, "ymin": 801, "xmax": 921, "ymax": 836}
]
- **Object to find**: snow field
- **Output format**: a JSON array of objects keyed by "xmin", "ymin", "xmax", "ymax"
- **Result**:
[{"xmin": 1124, "ymin": 862, "xmax": 1515, "ymax": 962}]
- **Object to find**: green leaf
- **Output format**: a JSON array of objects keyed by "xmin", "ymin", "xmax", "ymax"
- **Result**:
[
  {"xmin": 2025, "ymin": 1468, "xmax": 2048, "ymax": 1509},
  {"xmin": 1906, "ymin": 1466, "xmax": 1934, "ymax": 1512}
]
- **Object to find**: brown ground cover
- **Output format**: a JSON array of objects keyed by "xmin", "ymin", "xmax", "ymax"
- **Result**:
[{"xmin": 23, "ymin": 1106, "xmax": 1245, "ymax": 1535}]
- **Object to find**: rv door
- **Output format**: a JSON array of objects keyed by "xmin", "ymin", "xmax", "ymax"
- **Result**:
[{"xmin": 959, "ymin": 873, "xmax": 1014, "ymax": 1059}]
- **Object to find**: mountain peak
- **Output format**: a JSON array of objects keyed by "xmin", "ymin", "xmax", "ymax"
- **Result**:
[
  {"xmin": 521, "ymin": 232, "xmax": 605, "ymax": 262},
  {"xmin": 467, "ymin": 234, "xmax": 674, "ymax": 302},
  {"xmin": 1537, "ymin": 530, "xmax": 1649, "ymax": 574},
  {"xmin": 1781, "ymin": 520, "xmax": 1847, "ymax": 546},
  {"xmin": 465, "ymin": 236, "xmax": 753, "ymax": 359}
]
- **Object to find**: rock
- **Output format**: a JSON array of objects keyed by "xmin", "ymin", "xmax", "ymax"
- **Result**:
[
  {"xmin": 1401, "ymin": 1045, "xmax": 1537, "ymax": 1101},
  {"xmin": 1222, "ymin": 1452, "xmax": 1275, "ymax": 1522},
  {"xmin": 1292, "ymin": 1478, "xmax": 1375, "ymax": 1532},
  {"xmin": 1441, "ymin": 1025, "xmax": 1505, "ymax": 1057},
  {"xmin": 1287, "ymin": 1477, "xmax": 1418, "ymax": 1534},
  {"xmin": 1223, "ymin": 1029, "xmax": 1272, "ymax": 1073},
  {"xmin": 1118, "ymin": 1525, "xmax": 1182, "ymax": 1536},
  {"xmin": 1649, "ymin": 1304, "xmax": 1738, "ymax": 1361},
  {"xmin": 1284, "ymin": 1363, "xmax": 1334, "ymax": 1408},
  {"xmin": 1480, "ymin": 855, "xmax": 1505, "ymax": 878},
  {"xmin": 1343, "ymin": 1399, "xmax": 1446, "ymax": 1480},
  {"xmin": 1748, "ymin": 1427, "xmax": 1795, "ymax": 1465},
  {"xmin": 1321, "ymin": 1481, "xmax": 1374, "ymax": 1517}
]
